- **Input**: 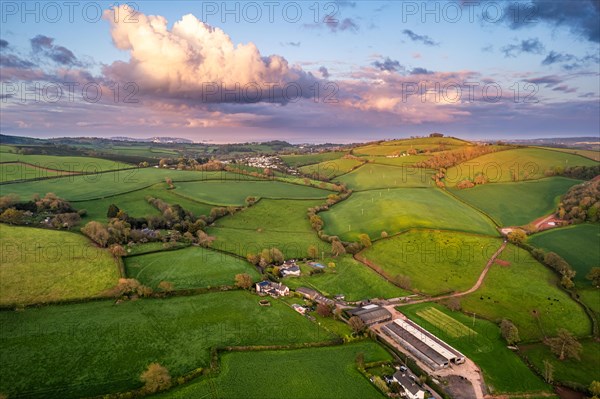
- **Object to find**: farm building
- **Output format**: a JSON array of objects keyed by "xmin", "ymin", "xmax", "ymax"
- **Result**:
[
  {"xmin": 295, "ymin": 287, "xmax": 335, "ymax": 307},
  {"xmin": 281, "ymin": 265, "xmax": 301, "ymax": 277},
  {"xmin": 255, "ymin": 281, "xmax": 289, "ymax": 297},
  {"xmin": 347, "ymin": 304, "xmax": 392, "ymax": 325},
  {"xmin": 382, "ymin": 318, "xmax": 465, "ymax": 370},
  {"xmin": 392, "ymin": 371, "xmax": 425, "ymax": 399}
]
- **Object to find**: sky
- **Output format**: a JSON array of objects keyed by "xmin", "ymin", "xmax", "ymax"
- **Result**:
[{"xmin": 1, "ymin": 0, "xmax": 599, "ymax": 143}]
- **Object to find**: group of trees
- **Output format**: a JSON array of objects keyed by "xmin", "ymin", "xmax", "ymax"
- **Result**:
[
  {"xmin": 0, "ymin": 193, "xmax": 83, "ymax": 229},
  {"xmin": 531, "ymin": 249, "xmax": 577, "ymax": 289},
  {"xmin": 499, "ymin": 319, "xmax": 520, "ymax": 345},
  {"xmin": 246, "ymin": 248, "xmax": 285, "ymax": 268},
  {"xmin": 545, "ymin": 164, "xmax": 600, "ymax": 181},
  {"xmin": 455, "ymin": 173, "xmax": 490, "ymax": 190},
  {"xmin": 557, "ymin": 179, "xmax": 600, "ymax": 223}
]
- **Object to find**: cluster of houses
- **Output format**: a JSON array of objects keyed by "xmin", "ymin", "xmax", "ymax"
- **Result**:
[
  {"xmin": 241, "ymin": 155, "xmax": 281, "ymax": 169},
  {"xmin": 255, "ymin": 281, "xmax": 289, "ymax": 297}
]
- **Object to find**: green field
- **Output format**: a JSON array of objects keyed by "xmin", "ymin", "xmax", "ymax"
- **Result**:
[
  {"xmin": 336, "ymin": 163, "xmax": 435, "ymax": 190},
  {"xmin": 281, "ymin": 151, "xmax": 346, "ymax": 167},
  {"xmin": 401, "ymin": 303, "xmax": 550, "ymax": 394},
  {"xmin": 529, "ymin": 224, "xmax": 600, "ymax": 284},
  {"xmin": 283, "ymin": 255, "xmax": 408, "ymax": 301},
  {"xmin": 353, "ymin": 137, "xmax": 468, "ymax": 156},
  {"xmin": 579, "ymin": 289, "xmax": 600, "ymax": 316},
  {"xmin": 0, "ymin": 144, "xmax": 17, "ymax": 153},
  {"xmin": 451, "ymin": 177, "xmax": 582, "ymax": 226},
  {"xmin": 0, "ymin": 162, "xmax": 66, "ymax": 182},
  {"xmin": 125, "ymin": 246, "xmax": 260, "ymax": 290},
  {"xmin": 360, "ymin": 155, "xmax": 431, "ymax": 167},
  {"xmin": 321, "ymin": 188, "xmax": 498, "ymax": 241},
  {"xmin": 522, "ymin": 339, "xmax": 600, "ymax": 390},
  {"xmin": 157, "ymin": 341, "xmax": 390, "ymax": 399},
  {"xmin": 446, "ymin": 148, "xmax": 597, "ymax": 186},
  {"xmin": 0, "ymin": 153, "xmax": 131, "ymax": 172},
  {"xmin": 0, "ymin": 225, "xmax": 119, "ymax": 306},
  {"xmin": 462, "ymin": 245, "xmax": 591, "ymax": 341},
  {"xmin": 175, "ymin": 180, "xmax": 332, "ymax": 206},
  {"xmin": 533, "ymin": 146, "xmax": 600, "ymax": 162},
  {"xmin": 0, "ymin": 291, "xmax": 333, "ymax": 398},
  {"xmin": 207, "ymin": 199, "xmax": 327, "ymax": 259},
  {"xmin": 0, "ymin": 168, "xmax": 237, "ymax": 201},
  {"xmin": 74, "ymin": 183, "xmax": 214, "ymax": 221},
  {"xmin": 299, "ymin": 158, "xmax": 364, "ymax": 178},
  {"xmin": 361, "ymin": 230, "xmax": 502, "ymax": 295}
]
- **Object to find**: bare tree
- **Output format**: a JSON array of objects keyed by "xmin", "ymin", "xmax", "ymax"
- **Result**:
[{"xmin": 140, "ymin": 363, "xmax": 171, "ymax": 393}]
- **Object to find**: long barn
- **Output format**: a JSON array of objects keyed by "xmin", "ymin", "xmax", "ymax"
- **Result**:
[{"xmin": 382, "ymin": 318, "xmax": 465, "ymax": 370}]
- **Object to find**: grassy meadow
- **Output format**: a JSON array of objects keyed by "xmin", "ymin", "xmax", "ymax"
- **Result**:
[
  {"xmin": 336, "ymin": 163, "xmax": 435, "ymax": 190},
  {"xmin": 0, "ymin": 162, "xmax": 65, "ymax": 182},
  {"xmin": 0, "ymin": 291, "xmax": 333, "ymax": 398},
  {"xmin": 321, "ymin": 188, "xmax": 499, "ymax": 241},
  {"xmin": 175, "ymin": 180, "xmax": 332, "ymax": 206},
  {"xmin": 0, "ymin": 225, "xmax": 119, "ymax": 306},
  {"xmin": 361, "ymin": 230, "xmax": 502, "ymax": 295},
  {"xmin": 0, "ymin": 153, "xmax": 131, "ymax": 172},
  {"xmin": 157, "ymin": 341, "xmax": 391, "ymax": 399},
  {"xmin": 281, "ymin": 151, "xmax": 346, "ymax": 168},
  {"xmin": 451, "ymin": 177, "xmax": 582, "ymax": 226},
  {"xmin": 125, "ymin": 246, "xmax": 260, "ymax": 290},
  {"xmin": 529, "ymin": 224, "xmax": 600, "ymax": 283},
  {"xmin": 445, "ymin": 148, "xmax": 597, "ymax": 186},
  {"xmin": 299, "ymin": 158, "xmax": 364, "ymax": 178},
  {"xmin": 461, "ymin": 245, "xmax": 591, "ymax": 341}
]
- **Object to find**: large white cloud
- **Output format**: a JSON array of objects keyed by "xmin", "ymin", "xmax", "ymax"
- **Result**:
[{"xmin": 102, "ymin": 7, "xmax": 316, "ymax": 103}]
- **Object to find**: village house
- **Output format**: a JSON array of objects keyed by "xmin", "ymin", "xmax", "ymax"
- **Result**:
[
  {"xmin": 392, "ymin": 371, "xmax": 425, "ymax": 399},
  {"xmin": 255, "ymin": 281, "xmax": 290, "ymax": 297},
  {"xmin": 295, "ymin": 287, "xmax": 335, "ymax": 307},
  {"xmin": 280, "ymin": 259, "xmax": 301, "ymax": 277}
]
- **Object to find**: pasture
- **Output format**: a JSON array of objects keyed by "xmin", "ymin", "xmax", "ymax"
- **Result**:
[
  {"xmin": 451, "ymin": 177, "xmax": 582, "ymax": 226},
  {"xmin": 533, "ymin": 146, "xmax": 600, "ymax": 162},
  {"xmin": 529, "ymin": 223, "xmax": 600, "ymax": 284},
  {"xmin": 521, "ymin": 339, "xmax": 600, "ymax": 390},
  {"xmin": 0, "ymin": 291, "xmax": 333, "ymax": 398},
  {"xmin": 0, "ymin": 225, "xmax": 119, "ymax": 306},
  {"xmin": 174, "ymin": 180, "xmax": 332, "ymax": 206},
  {"xmin": 336, "ymin": 163, "xmax": 435, "ymax": 190},
  {"xmin": 321, "ymin": 188, "xmax": 499, "ymax": 241},
  {"xmin": 0, "ymin": 168, "xmax": 236, "ymax": 201},
  {"xmin": 461, "ymin": 244, "xmax": 591, "ymax": 341},
  {"xmin": 207, "ymin": 199, "xmax": 326, "ymax": 259},
  {"xmin": 157, "ymin": 341, "xmax": 391, "ymax": 399},
  {"xmin": 0, "ymin": 162, "xmax": 64, "ymax": 182},
  {"xmin": 299, "ymin": 158, "xmax": 364, "ymax": 179},
  {"xmin": 125, "ymin": 246, "xmax": 260, "ymax": 290},
  {"xmin": 280, "ymin": 151, "xmax": 346, "ymax": 167},
  {"xmin": 361, "ymin": 230, "xmax": 502, "ymax": 295},
  {"xmin": 401, "ymin": 303, "xmax": 550, "ymax": 394},
  {"xmin": 445, "ymin": 148, "xmax": 597, "ymax": 186},
  {"xmin": 353, "ymin": 137, "xmax": 468, "ymax": 156},
  {"xmin": 0, "ymin": 153, "xmax": 131, "ymax": 172},
  {"xmin": 360, "ymin": 155, "xmax": 431, "ymax": 167},
  {"xmin": 283, "ymin": 255, "xmax": 408, "ymax": 301},
  {"xmin": 75, "ymin": 183, "xmax": 214, "ymax": 221}
]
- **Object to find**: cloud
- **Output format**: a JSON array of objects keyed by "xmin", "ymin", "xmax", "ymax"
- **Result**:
[
  {"xmin": 552, "ymin": 85, "xmax": 577, "ymax": 93},
  {"xmin": 410, "ymin": 67, "xmax": 434, "ymax": 75},
  {"xmin": 402, "ymin": 29, "xmax": 438, "ymax": 46},
  {"xmin": 282, "ymin": 42, "xmax": 301, "ymax": 47},
  {"xmin": 372, "ymin": 57, "xmax": 403, "ymax": 72},
  {"xmin": 0, "ymin": 39, "xmax": 8, "ymax": 48},
  {"xmin": 325, "ymin": 16, "xmax": 359, "ymax": 32},
  {"xmin": 30, "ymin": 35, "xmax": 80, "ymax": 66},
  {"xmin": 542, "ymin": 50, "xmax": 599, "ymax": 70},
  {"xmin": 319, "ymin": 66, "xmax": 330, "ymax": 78},
  {"xmin": 0, "ymin": 53, "xmax": 36, "ymax": 69},
  {"xmin": 523, "ymin": 75, "xmax": 563, "ymax": 87},
  {"xmin": 102, "ymin": 7, "xmax": 319, "ymax": 104},
  {"xmin": 501, "ymin": 38, "xmax": 545, "ymax": 57},
  {"xmin": 503, "ymin": 0, "xmax": 600, "ymax": 43}
]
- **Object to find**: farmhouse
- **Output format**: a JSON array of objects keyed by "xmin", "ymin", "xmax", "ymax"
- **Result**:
[
  {"xmin": 291, "ymin": 303, "xmax": 307, "ymax": 314},
  {"xmin": 392, "ymin": 371, "xmax": 425, "ymax": 399},
  {"xmin": 382, "ymin": 318, "xmax": 465, "ymax": 370},
  {"xmin": 255, "ymin": 281, "xmax": 290, "ymax": 297},
  {"xmin": 280, "ymin": 260, "xmax": 301, "ymax": 277},
  {"xmin": 347, "ymin": 304, "xmax": 392, "ymax": 325}
]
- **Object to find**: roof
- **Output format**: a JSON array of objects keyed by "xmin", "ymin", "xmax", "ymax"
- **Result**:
[
  {"xmin": 283, "ymin": 266, "xmax": 300, "ymax": 272},
  {"xmin": 393, "ymin": 371, "xmax": 422, "ymax": 396},
  {"xmin": 296, "ymin": 287, "xmax": 318, "ymax": 297},
  {"xmin": 257, "ymin": 281, "xmax": 270, "ymax": 287},
  {"xmin": 357, "ymin": 308, "xmax": 392, "ymax": 323}
]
